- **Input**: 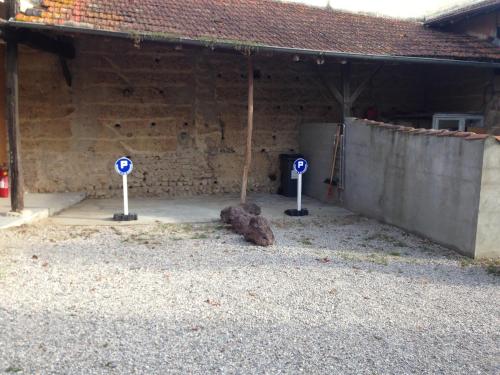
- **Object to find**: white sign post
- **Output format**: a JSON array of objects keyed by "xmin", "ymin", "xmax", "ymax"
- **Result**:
[
  {"xmin": 122, "ymin": 173, "xmax": 129, "ymax": 216},
  {"xmin": 114, "ymin": 157, "xmax": 138, "ymax": 221},
  {"xmin": 297, "ymin": 170, "xmax": 303, "ymax": 212},
  {"xmin": 285, "ymin": 158, "xmax": 309, "ymax": 216}
]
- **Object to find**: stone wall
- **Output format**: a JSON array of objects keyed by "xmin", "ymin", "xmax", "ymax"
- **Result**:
[
  {"xmin": 343, "ymin": 118, "xmax": 500, "ymax": 259},
  {"xmin": 18, "ymin": 36, "xmax": 340, "ymax": 197}
]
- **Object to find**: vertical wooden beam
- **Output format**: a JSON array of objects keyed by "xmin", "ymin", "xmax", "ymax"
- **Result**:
[
  {"xmin": 5, "ymin": 35, "xmax": 24, "ymax": 212},
  {"xmin": 341, "ymin": 61, "xmax": 352, "ymax": 121},
  {"xmin": 5, "ymin": 0, "xmax": 16, "ymax": 21},
  {"xmin": 350, "ymin": 63, "xmax": 383, "ymax": 105},
  {"xmin": 0, "ymin": 48, "xmax": 7, "ymax": 167},
  {"xmin": 240, "ymin": 55, "xmax": 254, "ymax": 204}
]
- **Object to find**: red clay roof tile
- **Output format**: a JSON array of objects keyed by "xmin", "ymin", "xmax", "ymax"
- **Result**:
[
  {"xmin": 12, "ymin": 0, "xmax": 500, "ymax": 63},
  {"xmin": 465, "ymin": 134, "xmax": 489, "ymax": 140},
  {"xmin": 357, "ymin": 119, "xmax": 497, "ymax": 141}
]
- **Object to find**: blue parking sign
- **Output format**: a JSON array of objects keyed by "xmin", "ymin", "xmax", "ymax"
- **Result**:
[
  {"xmin": 293, "ymin": 158, "xmax": 308, "ymax": 174},
  {"xmin": 115, "ymin": 157, "xmax": 133, "ymax": 176}
]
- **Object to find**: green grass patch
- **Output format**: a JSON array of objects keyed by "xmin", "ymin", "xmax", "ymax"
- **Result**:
[
  {"xmin": 460, "ymin": 258, "xmax": 500, "ymax": 276},
  {"xmin": 367, "ymin": 253, "xmax": 389, "ymax": 266},
  {"xmin": 365, "ymin": 233, "xmax": 409, "ymax": 249},
  {"xmin": 191, "ymin": 233, "xmax": 209, "ymax": 240},
  {"xmin": 298, "ymin": 237, "xmax": 313, "ymax": 246},
  {"xmin": 5, "ymin": 366, "xmax": 22, "ymax": 373},
  {"xmin": 339, "ymin": 252, "xmax": 389, "ymax": 266}
]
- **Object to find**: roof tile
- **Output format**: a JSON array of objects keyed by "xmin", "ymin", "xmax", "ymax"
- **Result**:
[
  {"xmin": 358, "ymin": 118, "xmax": 496, "ymax": 141},
  {"xmin": 465, "ymin": 134, "xmax": 489, "ymax": 140},
  {"xmin": 13, "ymin": 0, "xmax": 500, "ymax": 63}
]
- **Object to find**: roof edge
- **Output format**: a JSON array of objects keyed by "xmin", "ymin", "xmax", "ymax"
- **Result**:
[
  {"xmin": 5, "ymin": 20, "xmax": 500, "ymax": 68},
  {"xmin": 425, "ymin": 1, "xmax": 500, "ymax": 27},
  {"xmin": 350, "ymin": 117, "xmax": 494, "ymax": 141}
]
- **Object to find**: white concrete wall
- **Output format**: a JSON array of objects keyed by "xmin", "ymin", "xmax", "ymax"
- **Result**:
[
  {"xmin": 299, "ymin": 123, "xmax": 340, "ymax": 202},
  {"xmin": 475, "ymin": 137, "xmax": 500, "ymax": 258},
  {"xmin": 344, "ymin": 118, "xmax": 499, "ymax": 258}
]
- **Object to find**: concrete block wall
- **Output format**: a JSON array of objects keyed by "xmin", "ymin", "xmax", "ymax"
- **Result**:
[{"xmin": 344, "ymin": 118, "xmax": 500, "ymax": 259}]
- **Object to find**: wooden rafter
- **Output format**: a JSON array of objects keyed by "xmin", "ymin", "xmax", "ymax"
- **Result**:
[{"xmin": 11, "ymin": 28, "xmax": 75, "ymax": 60}]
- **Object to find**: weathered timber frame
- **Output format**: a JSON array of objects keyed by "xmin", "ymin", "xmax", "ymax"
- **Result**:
[
  {"xmin": 4, "ymin": 0, "xmax": 23, "ymax": 211},
  {"xmin": 318, "ymin": 61, "xmax": 384, "ymax": 121},
  {"xmin": 240, "ymin": 55, "xmax": 254, "ymax": 204}
]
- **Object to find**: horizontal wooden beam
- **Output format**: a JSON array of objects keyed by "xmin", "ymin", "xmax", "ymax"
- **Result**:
[{"xmin": 4, "ymin": 28, "xmax": 75, "ymax": 59}]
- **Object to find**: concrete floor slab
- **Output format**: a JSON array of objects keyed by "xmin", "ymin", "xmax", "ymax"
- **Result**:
[
  {"xmin": 50, "ymin": 193, "xmax": 350, "ymax": 225},
  {"xmin": 0, "ymin": 192, "xmax": 86, "ymax": 229}
]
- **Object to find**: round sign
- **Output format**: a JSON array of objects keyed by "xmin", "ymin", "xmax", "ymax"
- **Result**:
[
  {"xmin": 115, "ymin": 157, "xmax": 133, "ymax": 176},
  {"xmin": 293, "ymin": 158, "xmax": 308, "ymax": 174}
]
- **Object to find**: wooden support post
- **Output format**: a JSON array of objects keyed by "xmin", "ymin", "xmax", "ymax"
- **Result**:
[
  {"xmin": 341, "ymin": 62, "xmax": 352, "ymax": 121},
  {"xmin": 350, "ymin": 63, "xmax": 383, "ymax": 105},
  {"xmin": 5, "ymin": 37, "xmax": 24, "ymax": 212},
  {"xmin": 240, "ymin": 55, "xmax": 254, "ymax": 204},
  {"xmin": 317, "ymin": 61, "xmax": 382, "ymax": 121}
]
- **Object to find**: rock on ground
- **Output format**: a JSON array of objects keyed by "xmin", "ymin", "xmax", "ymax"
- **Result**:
[
  {"xmin": 220, "ymin": 203, "xmax": 261, "ymax": 224},
  {"xmin": 240, "ymin": 202, "xmax": 261, "ymax": 216},
  {"xmin": 220, "ymin": 205, "xmax": 273, "ymax": 245},
  {"xmin": 230, "ymin": 208, "xmax": 253, "ymax": 235},
  {"xmin": 244, "ymin": 216, "xmax": 275, "ymax": 246}
]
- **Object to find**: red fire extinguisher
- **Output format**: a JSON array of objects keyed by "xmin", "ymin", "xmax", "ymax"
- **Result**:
[{"xmin": 0, "ymin": 167, "xmax": 8, "ymax": 198}]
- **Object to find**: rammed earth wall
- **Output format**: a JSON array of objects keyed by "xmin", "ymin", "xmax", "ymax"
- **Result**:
[{"xmin": 18, "ymin": 36, "xmax": 337, "ymax": 197}]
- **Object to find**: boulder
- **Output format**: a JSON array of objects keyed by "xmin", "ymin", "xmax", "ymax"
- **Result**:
[
  {"xmin": 240, "ymin": 202, "xmax": 261, "ymax": 216},
  {"xmin": 243, "ymin": 216, "xmax": 275, "ymax": 247},
  {"xmin": 220, "ymin": 206, "xmax": 241, "ymax": 224},
  {"xmin": 231, "ymin": 209, "xmax": 253, "ymax": 235},
  {"xmin": 220, "ymin": 206, "xmax": 252, "ymax": 234},
  {"xmin": 220, "ymin": 204, "xmax": 273, "ymax": 245},
  {"xmin": 221, "ymin": 203, "xmax": 261, "ymax": 224}
]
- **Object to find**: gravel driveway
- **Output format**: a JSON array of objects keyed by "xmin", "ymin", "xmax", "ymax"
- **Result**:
[{"xmin": 1, "ymin": 214, "xmax": 499, "ymax": 374}]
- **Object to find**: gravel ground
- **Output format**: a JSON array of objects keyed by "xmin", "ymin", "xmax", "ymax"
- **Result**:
[{"xmin": 0, "ymin": 214, "xmax": 499, "ymax": 375}]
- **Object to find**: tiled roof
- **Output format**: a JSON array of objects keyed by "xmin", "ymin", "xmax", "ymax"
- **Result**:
[
  {"xmin": 425, "ymin": 0, "xmax": 500, "ymax": 26},
  {"xmin": 13, "ymin": 0, "xmax": 500, "ymax": 63}
]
